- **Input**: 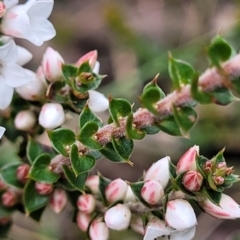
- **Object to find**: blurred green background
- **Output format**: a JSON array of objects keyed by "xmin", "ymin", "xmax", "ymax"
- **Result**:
[{"xmin": 5, "ymin": 0, "xmax": 240, "ymax": 239}]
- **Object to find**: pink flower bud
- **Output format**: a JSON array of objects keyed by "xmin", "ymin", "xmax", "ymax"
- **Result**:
[
  {"xmin": 77, "ymin": 194, "xmax": 96, "ymax": 214},
  {"xmin": 144, "ymin": 156, "xmax": 170, "ymax": 189},
  {"xmin": 50, "ymin": 188, "xmax": 67, "ymax": 214},
  {"xmin": 89, "ymin": 219, "xmax": 109, "ymax": 240},
  {"xmin": 14, "ymin": 110, "xmax": 36, "ymax": 131},
  {"xmin": 105, "ymin": 178, "xmax": 128, "ymax": 203},
  {"xmin": 130, "ymin": 214, "xmax": 145, "ymax": 235},
  {"xmin": 182, "ymin": 170, "xmax": 203, "ymax": 192},
  {"xmin": 39, "ymin": 103, "xmax": 65, "ymax": 129},
  {"xmin": 176, "ymin": 145, "xmax": 199, "ymax": 174},
  {"xmin": 2, "ymin": 191, "xmax": 18, "ymax": 207},
  {"xmin": 165, "ymin": 199, "xmax": 197, "ymax": 231},
  {"xmin": 104, "ymin": 203, "xmax": 131, "ymax": 231},
  {"xmin": 88, "ymin": 90, "xmax": 109, "ymax": 113},
  {"xmin": 0, "ymin": 216, "xmax": 11, "ymax": 225},
  {"xmin": 85, "ymin": 175, "xmax": 99, "ymax": 194},
  {"xmin": 0, "ymin": 2, "xmax": 6, "ymax": 18},
  {"xmin": 141, "ymin": 180, "xmax": 164, "ymax": 205},
  {"xmin": 42, "ymin": 47, "xmax": 64, "ymax": 82},
  {"xmin": 0, "ymin": 178, "xmax": 7, "ymax": 190},
  {"xmin": 76, "ymin": 211, "xmax": 91, "ymax": 232},
  {"xmin": 15, "ymin": 69, "xmax": 47, "ymax": 101},
  {"xmin": 198, "ymin": 193, "xmax": 240, "ymax": 219},
  {"xmin": 217, "ymin": 162, "xmax": 227, "ymax": 169},
  {"xmin": 35, "ymin": 182, "xmax": 53, "ymax": 195},
  {"xmin": 75, "ymin": 50, "xmax": 98, "ymax": 68},
  {"xmin": 16, "ymin": 164, "xmax": 30, "ymax": 184},
  {"xmin": 213, "ymin": 175, "xmax": 224, "ymax": 185},
  {"xmin": 203, "ymin": 160, "xmax": 212, "ymax": 172}
]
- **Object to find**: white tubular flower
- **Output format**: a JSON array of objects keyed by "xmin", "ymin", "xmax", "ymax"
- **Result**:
[
  {"xmin": 88, "ymin": 90, "xmax": 109, "ymax": 113},
  {"xmin": 38, "ymin": 103, "xmax": 65, "ymax": 129},
  {"xmin": 165, "ymin": 199, "xmax": 197, "ymax": 231},
  {"xmin": 0, "ymin": 126, "xmax": 6, "ymax": 139},
  {"xmin": 104, "ymin": 204, "xmax": 131, "ymax": 231},
  {"xmin": 1, "ymin": 0, "xmax": 56, "ymax": 46},
  {"xmin": 15, "ymin": 68, "xmax": 47, "ymax": 101},
  {"xmin": 42, "ymin": 47, "xmax": 64, "ymax": 82},
  {"xmin": 14, "ymin": 109, "xmax": 36, "ymax": 131},
  {"xmin": 0, "ymin": 39, "xmax": 33, "ymax": 110},
  {"xmin": 16, "ymin": 45, "xmax": 32, "ymax": 66},
  {"xmin": 198, "ymin": 193, "xmax": 240, "ymax": 219},
  {"xmin": 144, "ymin": 156, "xmax": 170, "ymax": 189}
]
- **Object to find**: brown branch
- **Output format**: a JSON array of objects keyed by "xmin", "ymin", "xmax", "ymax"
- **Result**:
[{"xmin": 50, "ymin": 54, "xmax": 240, "ymax": 171}]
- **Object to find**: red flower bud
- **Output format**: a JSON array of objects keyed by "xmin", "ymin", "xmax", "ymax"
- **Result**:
[
  {"xmin": 16, "ymin": 164, "xmax": 30, "ymax": 184},
  {"xmin": 203, "ymin": 160, "xmax": 212, "ymax": 172},
  {"xmin": 77, "ymin": 193, "xmax": 96, "ymax": 214},
  {"xmin": 182, "ymin": 170, "xmax": 203, "ymax": 192},
  {"xmin": 35, "ymin": 182, "xmax": 53, "ymax": 195},
  {"xmin": 50, "ymin": 188, "xmax": 67, "ymax": 214},
  {"xmin": 2, "ymin": 190, "xmax": 18, "ymax": 207}
]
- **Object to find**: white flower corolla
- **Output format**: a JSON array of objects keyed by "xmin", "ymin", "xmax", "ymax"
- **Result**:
[
  {"xmin": 144, "ymin": 156, "xmax": 170, "ymax": 189},
  {"xmin": 38, "ymin": 103, "xmax": 65, "ymax": 129},
  {"xmin": 0, "ymin": 39, "xmax": 33, "ymax": 110},
  {"xmin": 15, "ymin": 68, "xmax": 47, "ymax": 101},
  {"xmin": 1, "ymin": 0, "xmax": 56, "ymax": 46},
  {"xmin": 88, "ymin": 90, "xmax": 109, "ymax": 113},
  {"xmin": 0, "ymin": 126, "xmax": 6, "ymax": 139},
  {"xmin": 165, "ymin": 199, "xmax": 197, "ymax": 231}
]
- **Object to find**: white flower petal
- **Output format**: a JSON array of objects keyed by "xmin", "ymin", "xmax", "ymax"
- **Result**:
[
  {"xmin": 27, "ymin": 0, "xmax": 54, "ymax": 19},
  {"xmin": 4, "ymin": 0, "xmax": 18, "ymax": 9},
  {"xmin": 16, "ymin": 45, "xmax": 32, "ymax": 66},
  {"xmin": 143, "ymin": 226, "xmax": 170, "ymax": 240},
  {"xmin": 93, "ymin": 61, "xmax": 100, "ymax": 74},
  {"xmin": 0, "ymin": 39, "xmax": 18, "ymax": 63},
  {"xmin": 0, "ymin": 78, "xmax": 14, "ymax": 110},
  {"xmin": 0, "ymin": 126, "xmax": 6, "ymax": 139},
  {"xmin": 88, "ymin": 90, "xmax": 109, "ymax": 113},
  {"xmin": 170, "ymin": 226, "xmax": 196, "ymax": 240},
  {"xmin": 4, "ymin": 64, "xmax": 34, "ymax": 87}
]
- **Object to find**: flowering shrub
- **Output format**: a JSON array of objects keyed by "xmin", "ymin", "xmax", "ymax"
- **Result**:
[{"xmin": 0, "ymin": 1, "xmax": 240, "ymax": 240}]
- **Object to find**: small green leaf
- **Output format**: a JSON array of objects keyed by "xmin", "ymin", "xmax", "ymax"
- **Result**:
[
  {"xmin": 129, "ymin": 182, "xmax": 151, "ymax": 207},
  {"xmin": 169, "ymin": 161, "xmax": 177, "ymax": 179},
  {"xmin": 126, "ymin": 112, "xmax": 145, "ymax": 140},
  {"xmin": 23, "ymin": 180, "xmax": 49, "ymax": 215},
  {"xmin": 172, "ymin": 105, "xmax": 197, "ymax": 134},
  {"xmin": 140, "ymin": 125, "xmax": 160, "ymax": 135},
  {"xmin": 141, "ymin": 77, "xmax": 165, "ymax": 115},
  {"xmin": 99, "ymin": 142, "xmax": 125, "ymax": 163},
  {"xmin": 207, "ymin": 35, "xmax": 232, "ymax": 67},
  {"xmin": 1, "ymin": 163, "xmax": 23, "ymax": 188},
  {"xmin": 48, "ymin": 128, "xmax": 76, "ymax": 156},
  {"xmin": 62, "ymin": 64, "xmax": 78, "ymax": 87},
  {"xmin": 211, "ymin": 87, "xmax": 236, "ymax": 105},
  {"xmin": 223, "ymin": 174, "xmax": 239, "ymax": 188},
  {"xmin": 27, "ymin": 138, "xmax": 56, "ymax": 164},
  {"xmin": 70, "ymin": 144, "xmax": 96, "ymax": 176},
  {"xmin": 112, "ymin": 137, "xmax": 134, "ymax": 164},
  {"xmin": 78, "ymin": 62, "xmax": 92, "ymax": 74},
  {"xmin": 168, "ymin": 54, "xmax": 195, "ymax": 89},
  {"xmin": 207, "ymin": 173, "xmax": 217, "ymax": 191},
  {"xmin": 98, "ymin": 173, "xmax": 111, "ymax": 204},
  {"xmin": 196, "ymin": 155, "xmax": 209, "ymax": 179},
  {"xmin": 109, "ymin": 97, "xmax": 131, "ymax": 126},
  {"xmin": 46, "ymin": 81, "xmax": 69, "ymax": 103},
  {"xmin": 158, "ymin": 116, "xmax": 182, "ymax": 136},
  {"xmin": 212, "ymin": 148, "xmax": 225, "ymax": 165},
  {"xmin": 78, "ymin": 122, "xmax": 103, "ymax": 149},
  {"xmin": 62, "ymin": 165, "xmax": 88, "ymax": 192},
  {"xmin": 79, "ymin": 104, "xmax": 103, "ymax": 128},
  {"xmin": 191, "ymin": 73, "xmax": 212, "ymax": 104},
  {"xmin": 201, "ymin": 187, "xmax": 222, "ymax": 205},
  {"xmin": 28, "ymin": 154, "xmax": 59, "ymax": 183}
]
